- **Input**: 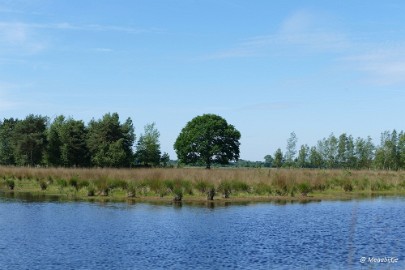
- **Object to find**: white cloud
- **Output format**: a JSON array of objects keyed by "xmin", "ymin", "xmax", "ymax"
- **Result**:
[
  {"xmin": 203, "ymin": 10, "xmax": 349, "ymax": 60},
  {"xmin": 344, "ymin": 48, "xmax": 405, "ymax": 86}
]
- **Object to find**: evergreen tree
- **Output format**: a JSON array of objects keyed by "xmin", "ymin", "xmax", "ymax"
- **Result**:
[{"xmin": 87, "ymin": 113, "xmax": 135, "ymax": 167}]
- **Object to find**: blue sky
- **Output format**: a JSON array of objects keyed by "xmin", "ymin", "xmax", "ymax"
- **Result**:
[{"xmin": 1, "ymin": 1, "xmax": 405, "ymax": 161}]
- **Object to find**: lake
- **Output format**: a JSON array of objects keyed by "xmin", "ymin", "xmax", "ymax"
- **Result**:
[{"xmin": 0, "ymin": 194, "xmax": 404, "ymax": 269}]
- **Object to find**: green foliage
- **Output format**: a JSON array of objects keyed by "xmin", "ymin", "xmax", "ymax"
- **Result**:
[
  {"xmin": 285, "ymin": 131, "xmax": 297, "ymax": 167},
  {"xmin": 56, "ymin": 178, "xmax": 68, "ymax": 188},
  {"xmin": 6, "ymin": 179, "xmax": 15, "ymax": 190},
  {"xmin": 218, "ymin": 180, "xmax": 232, "ymax": 198},
  {"xmin": 273, "ymin": 148, "xmax": 284, "ymax": 168},
  {"xmin": 160, "ymin": 152, "xmax": 170, "ymax": 167},
  {"xmin": 12, "ymin": 115, "xmax": 48, "ymax": 166},
  {"xmin": 297, "ymin": 182, "xmax": 312, "ymax": 196},
  {"xmin": 174, "ymin": 114, "xmax": 241, "ymax": 169},
  {"xmin": 0, "ymin": 118, "xmax": 18, "ymax": 165},
  {"xmin": 194, "ymin": 179, "xmax": 210, "ymax": 194},
  {"xmin": 254, "ymin": 182, "xmax": 272, "ymax": 195},
  {"xmin": 135, "ymin": 123, "xmax": 161, "ymax": 167},
  {"xmin": 39, "ymin": 180, "xmax": 47, "ymax": 190},
  {"xmin": 87, "ymin": 113, "xmax": 135, "ymax": 167},
  {"xmin": 343, "ymin": 181, "xmax": 353, "ymax": 192}
]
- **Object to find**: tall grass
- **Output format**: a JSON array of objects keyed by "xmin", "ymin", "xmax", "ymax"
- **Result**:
[{"xmin": 1, "ymin": 167, "xmax": 405, "ymax": 200}]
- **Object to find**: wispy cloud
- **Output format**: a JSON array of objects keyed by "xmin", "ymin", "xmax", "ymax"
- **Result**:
[
  {"xmin": 203, "ymin": 10, "xmax": 349, "ymax": 60},
  {"xmin": 344, "ymin": 48, "xmax": 405, "ymax": 86},
  {"xmin": 0, "ymin": 21, "xmax": 152, "ymax": 34},
  {"xmin": 239, "ymin": 102, "xmax": 295, "ymax": 111},
  {"xmin": 0, "ymin": 22, "xmax": 46, "ymax": 53}
]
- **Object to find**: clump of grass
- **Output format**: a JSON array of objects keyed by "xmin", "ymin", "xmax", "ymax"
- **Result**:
[
  {"xmin": 206, "ymin": 187, "xmax": 216, "ymax": 200},
  {"xmin": 253, "ymin": 182, "xmax": 272, "ymax": 195},
  {"xmin": 127, "ymin": 182, "xmax": 137, "ymax": 198},
  {"xmin": 56, "ymin": 178, "xmax": 68, "ymax": 188},
  {"xmin": 148, "ymin": 178, "xmax": 166, "ymax": 197},
  {"xmin": 343, "ymin": 181, "xmax": 353, "ymax": 192},
  {"xmin": 95, "ymin": 178, "xmax": 110, "ymax": 196},
  {"xmin": 39, "ymin": 180, "xmax": 47, "ymax": 190},
  {"xmin": 68, "ymin": 176, "xmax": 79, "ymax": 190},
  {"xmin": 194, "ymin": 179, "xmax": 210, "ymax": 194},
  {"xmin": 87, "ymin": 183, "xmax": 96, "ymax": 196},
  {"xmin": 6, "ymin": 179, "xmax": 15, "ymax": 190},
  {"xmin": 173, "ymin": 187, "xmax": 183, "ymax": 202},
  {"xmin": 231, "ymin": 180, "xmax": 250, "ymax": 194},
  {"xmin": 218, "ymin": 180, "xmax": 232, "ymax": 198},
  {"xmin": 297, "ymin": 182, "xmax": 312, "ymax": 196}
]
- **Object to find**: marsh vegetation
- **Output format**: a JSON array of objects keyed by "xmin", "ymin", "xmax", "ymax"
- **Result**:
[{"xmin": 1, "ymin": 167, "xmax": 405, "ymax": 202}]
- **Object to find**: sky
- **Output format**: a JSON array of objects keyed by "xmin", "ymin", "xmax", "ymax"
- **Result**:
[{"xmin": 0, "ymin": 0, "xmax": 405, "ymax": 161}]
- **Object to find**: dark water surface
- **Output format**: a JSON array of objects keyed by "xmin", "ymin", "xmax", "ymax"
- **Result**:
[{"xmin": 0, "ymin": 195, "xmax": 404, "ymax": 270}]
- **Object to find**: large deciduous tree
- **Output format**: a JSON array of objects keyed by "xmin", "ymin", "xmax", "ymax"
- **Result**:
[{"xmin": 174, "ymin": 114, "xmax": 241, "ymax": 169}]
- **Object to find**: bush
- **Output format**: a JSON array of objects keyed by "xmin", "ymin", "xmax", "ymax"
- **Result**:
[{"xmin": 232, "ymin": 180, "xmax": 250, "ymax": 193}]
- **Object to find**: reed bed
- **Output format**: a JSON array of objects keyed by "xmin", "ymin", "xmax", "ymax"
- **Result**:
[{"xmin": 1, "ymin": 166, "xmax": 405, "ymax": 201}]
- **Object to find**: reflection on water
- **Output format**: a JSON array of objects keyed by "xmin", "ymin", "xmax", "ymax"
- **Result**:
[{"xmin": 0, "ymin": 193, "xmax": 404, "ymax": 269}]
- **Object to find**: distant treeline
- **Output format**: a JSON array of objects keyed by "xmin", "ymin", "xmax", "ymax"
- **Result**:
[
  {"xmin": 262, "ymin": 131, "xmax": 405, "ymax": 170},
  {"xmin": 0, "ymin": 113, "xmax": 170, "ymax": 168},
  {"xmin": 1, "ymin": 113, "xmax": 404, "ymax": 170}
]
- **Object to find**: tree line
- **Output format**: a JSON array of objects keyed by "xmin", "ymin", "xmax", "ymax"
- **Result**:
[
  {"xmin": 0, "ymin": 113, "xmax": 169, "ymax": 167},
  {"xmin": 265, "ymin": 131, "xmax": 405, "ymax": 170}
]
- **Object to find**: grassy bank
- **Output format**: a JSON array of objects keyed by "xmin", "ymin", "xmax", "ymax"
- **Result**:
[{"xmin": 1, "ymin": 167, "xmax": 405, "ymax": 202}]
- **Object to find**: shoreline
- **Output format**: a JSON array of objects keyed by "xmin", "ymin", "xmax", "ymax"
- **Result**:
[{"xmin": 1, "ymin": 189, "xmax": 404, "ymax": 205}]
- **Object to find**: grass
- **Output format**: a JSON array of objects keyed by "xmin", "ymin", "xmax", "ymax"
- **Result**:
[{"xmin": 1, "ymin": 167, "xmax": 405, "ymax": 202}]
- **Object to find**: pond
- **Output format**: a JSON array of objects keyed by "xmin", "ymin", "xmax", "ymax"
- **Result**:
[{"xmin": 0, "ymin": 195, "xmax": 404, "ymax": 269}]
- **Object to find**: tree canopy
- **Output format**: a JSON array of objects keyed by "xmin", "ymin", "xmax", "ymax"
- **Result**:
[
  {"xmin": 135, "ymin": 123, "xmax": 161, "ymax": 167},
  {"xmin": 174, "ymin": 114, "xmax": 241, "ymax": 169}
]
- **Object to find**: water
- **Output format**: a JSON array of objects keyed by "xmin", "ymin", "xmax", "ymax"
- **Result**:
[{"xmin": 0, "ymin": 195, "xmax": 404, "ymax": 270}]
